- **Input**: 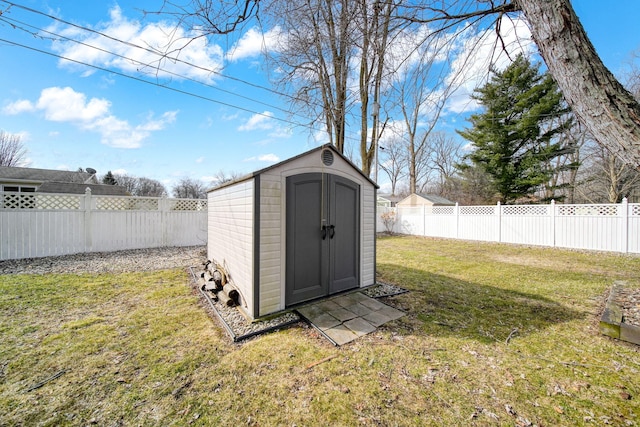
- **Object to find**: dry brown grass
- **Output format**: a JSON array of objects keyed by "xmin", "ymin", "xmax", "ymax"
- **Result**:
[{"xmin": 1, "ymin": 236, "xmax": 639, "ymax": 426}]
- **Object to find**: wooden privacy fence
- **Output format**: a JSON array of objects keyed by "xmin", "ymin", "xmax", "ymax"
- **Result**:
[
  {"xmin": 0, "ymin": 189, "xmax": 207, "ymax": 260},
  {"xmin": 377, "ymin": 199, "xmax": 640, "ymax": 254}
]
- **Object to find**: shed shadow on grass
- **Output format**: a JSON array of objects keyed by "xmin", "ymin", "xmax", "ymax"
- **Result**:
[{"xmin": 376, "ymin": 263, "xmax": 585, "ymax": 344}]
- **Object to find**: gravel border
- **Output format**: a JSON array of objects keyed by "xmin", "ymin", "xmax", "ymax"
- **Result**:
[
  {"xmin": 188, "ymin": 267, "xmax": 301, "ymax": 342},
  {"xmin": 614, "ymin": 284, "xmax": 640, "ymax": 327},
  {"xmin": 191, "ymin": 272, "xmax": 409, "ymax": 342},
  {"xmin": 0, "ymin": 246, "xmax": 207, "ymax": 275}
]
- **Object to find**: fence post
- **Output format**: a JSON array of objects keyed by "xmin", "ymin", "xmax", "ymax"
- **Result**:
[
  {"xmin": 550, "ymin": 199, "xmax": 556, "ymax": 248},
  {"xmin": 497, "ymin": 201, "xmax": 501, "ymax": 242},
  {"xmin": 622, "ymin": 197, "xmax": 629, "ymax": 254},
  {"xmin": 84, "ymin": 187, "xmax": 92, "ymax": 253},
  {"xmin": 455, "ymin": 202, "xmax": 459, "ymax": 239},
  {"xmin": 422, "ymin": 204, "xmax": 427, "ymax": 236},
  {"xmin": 160, "ymin": 196, "xmax": 168, "ymax": 247}
]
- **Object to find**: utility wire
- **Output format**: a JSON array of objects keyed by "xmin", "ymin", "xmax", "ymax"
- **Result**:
[
  {"xmin": 0, "ymin": 36, "xmax": 310, "ymax": 129},
  {"xmin": 0, "ymin": 0, "xmax": 318, "ymax": 111},
  {"xmin": 0, "ymin": 14, "xmax": 299, "ymax": 118},
  {"xmin": 0, "ymin": 0, "xmax": 367, "ymax": 144}
]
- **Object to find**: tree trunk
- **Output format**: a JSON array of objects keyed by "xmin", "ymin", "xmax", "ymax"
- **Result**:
[{"xmin": 516, "ymin": 0, "xmax": 640, "ymax": 169}]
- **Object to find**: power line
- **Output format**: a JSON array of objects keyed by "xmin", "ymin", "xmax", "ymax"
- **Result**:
[
  {"xmin": 0, "ymin": 0, "xmax": 315, "ymax": 110},
  {"xmin": 0, "ymin": 36, "xmax": 312, "ymax": 129},
  {"xmin": 0, "ymin": 14, "xmax": 299, "ymax": 118},
  {"xmin": 0, "ymin": 0, "xmax": 366, "ymax": 144}
]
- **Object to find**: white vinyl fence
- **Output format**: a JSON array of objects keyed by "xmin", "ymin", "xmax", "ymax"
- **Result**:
[
  {"xmin": 0, "ymin": 189, "xmax": 207, "ymax": 260},
  {"xmin": 377, "ymin": 199, "xmax": 640, "ymax": 254}
]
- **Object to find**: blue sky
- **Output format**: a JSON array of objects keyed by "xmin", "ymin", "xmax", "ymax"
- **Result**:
[{"xmin": 1, "ymin": 1, "xmax": 639, "ymax": 194}]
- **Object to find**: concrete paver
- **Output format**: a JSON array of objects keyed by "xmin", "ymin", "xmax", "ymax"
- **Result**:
[{"xmin": 296, "ymin": 291, "xmax": 405, "ymax": 345}]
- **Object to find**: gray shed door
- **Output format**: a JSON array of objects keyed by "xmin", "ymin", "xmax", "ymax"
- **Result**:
[{"xmin": 286, "ymin": 173, "xmax": 360, "ymax": 306}]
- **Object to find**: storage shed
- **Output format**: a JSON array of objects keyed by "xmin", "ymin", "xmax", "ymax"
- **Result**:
[{"xmin": 207, "ymin": 144, "xmax": 377, "ymax": 320}]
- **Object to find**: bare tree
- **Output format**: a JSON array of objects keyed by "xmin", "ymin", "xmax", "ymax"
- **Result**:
[
  {"xmin": 263, "ymin": 0, "xmax": 357, "ymax": 154},
  {"xmin": 378, "ymin": 137, "xmax": 406, "ymax": 195},
  {"xmin": 112, "ymin": 173, "xmax": 168, "ymax": 197},
  {"xmin": 112, "ymin": 174, "xmax": 138, "ymax": 195},
  {"xmin": 157, "ymin": 0, "xmax": 640, "ymax": 169},
  {"xmin": 445, "ymin": 164, "xmax": 497, "ymax": 205},
  {"xmin": 136, "ymin": 177, "xmax": 168, "ymax": 197},
  {"xmin": 0, "ymin": 131, "xmax": 27, "ymax": 167},
  {"xmin": 173, "ymin": 177, "xmax": 207, "ymax": 198},
  {"xmin": 428, "ymin": 132, "xmax": 462, "ymax": 195},
  {"xmin": 210, "ymin": 169, "xmax": 245, "ymax": 186},
  {"xmin": 409, "ymin": 0, "xmax": 640, "ymax": 169},
  {"xmin": 577, "ymin": 141, "xmax": 640, "ymax": 203}
]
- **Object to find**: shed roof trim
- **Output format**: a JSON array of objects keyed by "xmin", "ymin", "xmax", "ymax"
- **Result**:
[{"xmin": 207, "ymin": 144, "xmax": 378, "ymax": 192}]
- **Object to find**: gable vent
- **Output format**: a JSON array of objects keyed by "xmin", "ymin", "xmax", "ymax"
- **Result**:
[{"xmin": 321, "ymin": 149, "xmax": 334, "ymax": 166}]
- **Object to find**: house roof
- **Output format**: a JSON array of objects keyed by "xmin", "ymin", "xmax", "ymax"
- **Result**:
[
  {"xmin": 37, "ymin": 182, "xmax": 129, "ymax": 196},
  {"xmin": 0, "ymin": 166, "xmax": 95, "ymax": 184},
  {"xmin": 0, "ymin": 166, "xmax": 128, "ymax": 195},
  {"xmin": 377, "ymin": 193, "xmax": 404, "ymax": 203},
  {"xmin": 208, "ymin": 143, "xmax": 379, "ymax": 192},
  {"xmin": 416, "ymin": 193, "xmax": 455, "ymax": 205}
]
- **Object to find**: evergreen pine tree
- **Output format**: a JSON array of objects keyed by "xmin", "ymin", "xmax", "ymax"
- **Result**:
[
  {"xmin": 457, "ymin": 54, "xmax": 573, "ymax": 203},
  {"xmin": 102, "ymin": 171, "xmax": 118, "ymax": 186}
]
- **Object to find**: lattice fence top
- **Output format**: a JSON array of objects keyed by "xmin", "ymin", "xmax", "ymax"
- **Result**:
[
  {"xmin": 169, "ymin": 199, "xmax": 208, "ymax": 211},
  {"xmin": 502, "ymin": 205, "xmax": 549, "ymax": 216},
  {"xmin": 460, "ymin": 206, "xmax": 496, "ymax": 215},
  {"xmin": 1, "ymin": 191, "xmax": 208, "ymax": 211},
  {"xmin": 557, "ymin": 204, "xmax": 619, "ymax": 216},
  {"xmin": 1, "ymin": 193, "xmax": 82, "ymax": 210},
  {"xmin": 432, "ymin": 206, "xmax": 455, "ymax": 215},
  {"xmin": 95, "ymin": 196, "xmax": 159, "ymax": 211},
  {"xmin": 632, "ymin": 204, "xmax": 640, "ymax": 217}
]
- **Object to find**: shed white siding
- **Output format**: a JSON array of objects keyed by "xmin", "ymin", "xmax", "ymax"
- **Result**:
[
  {"xmin": 207, "ymin": 180, "xmax": 254, "ymax": 316},
  {"xmin": 361, "ymin": 184, "xmax": 376, "ymax": 287},
  {"xmin": 258, "ymin": 174, "xmax": 282, "ymax": 316}
]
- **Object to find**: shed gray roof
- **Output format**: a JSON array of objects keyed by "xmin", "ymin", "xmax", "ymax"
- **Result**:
[
  {"xmin": 416, "ymin": 193, "xmax": 455, "ymax": 205},
  {"xmin": 0, "ymin": 166, "xmax": 95, "ymax": 184},
  {"xmin": 208, "ymin": 143, "xmax": 379, "ymax": 192}
]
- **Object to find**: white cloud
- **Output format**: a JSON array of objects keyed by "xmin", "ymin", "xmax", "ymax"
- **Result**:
[
  {"xmin": 227, "ymin": 26, "xmax": 282, "ymax": 62},
  {"xmin": 196, "ymin": 157, "xmax": 205, "ymax": 164},
  {"xmin": 112, "ymin": 168, "xmax": 128, "ymax": 175},
  {"xmin": 3, "ymin": 99, "xmax": 35, "ymax": 115},
  {"xmin": 49, "ymin": 5, "xmax": 224, "ymax": 82},
  {"xmin": 238, "ymin": 111, "xmax": 275, "ymax": 131},
  {"xmin": 7, "ymin": 86, "xmax": 177, "ymax": 149},
  {"xmin": 36, "ymin": 87, "xmax": 110, "ymax": 122},
  {"xmin": 258, "ymin": 153, "xmax": 279, "ymax": 162},
  {"xmin": 243, "ymin": 153, "xmax": 279, "ymax": 163}
]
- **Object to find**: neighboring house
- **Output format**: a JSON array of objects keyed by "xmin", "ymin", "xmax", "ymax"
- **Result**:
[
  {"xmin": 0, "ymin": 166, "xmax": 128, "ymax": 196},
  {"xmin": 377, "ymin": 193, "xmax": 403, "ymax": 207},
  {"xmin": 397, "ymin": 193, "xmax": 455, "ymax": 207}
]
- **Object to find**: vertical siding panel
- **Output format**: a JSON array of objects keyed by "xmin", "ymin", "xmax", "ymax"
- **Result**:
[
  {"xmin": 258, "ymin": 174, "xmax": 282, "ymax": 316},
  {"xmin": 208, "ymin": 180, "xmax": 255, "ymax": 316}
]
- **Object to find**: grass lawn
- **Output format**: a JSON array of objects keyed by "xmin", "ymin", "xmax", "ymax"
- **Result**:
[{"xmin": 1, "ymin": 235, "xmax": 639, "ymax": 426}]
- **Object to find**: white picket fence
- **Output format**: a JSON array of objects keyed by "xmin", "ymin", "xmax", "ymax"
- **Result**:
[
  {"xmin": 0, "ymin": 189, "xmax": 207, "ymax": 260},
  {"xmin": 377, "ymin": 199, "xmax": 640, "ymax": 254}
]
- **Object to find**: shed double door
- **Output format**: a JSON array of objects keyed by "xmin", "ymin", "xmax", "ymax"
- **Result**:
[{"xmin": 286, "ymin": 173, "xmax": 360, "ymax": 306}]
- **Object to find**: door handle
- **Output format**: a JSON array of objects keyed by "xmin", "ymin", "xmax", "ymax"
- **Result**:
[
  {"xmin": 329, "ymin": 225, "xmax": 335, "ymax": 239},
  {"xmin": 321, "ymin": 225, "xmax": 327, "ymax": 240}
]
